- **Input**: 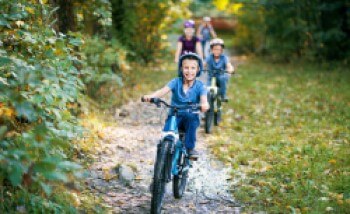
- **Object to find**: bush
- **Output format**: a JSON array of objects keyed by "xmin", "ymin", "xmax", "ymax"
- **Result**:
[{"xmin": 0, "ymin": 0, "xmax": 84, "ymax": 210}]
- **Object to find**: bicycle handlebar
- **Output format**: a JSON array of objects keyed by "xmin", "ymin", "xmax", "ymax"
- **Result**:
[
  {"xmin": 141, "ymin": 97, "xmax": 200, "ymax": 111},
  {"xmin": 202, "ymin": 69, "xmax": 234, "ymax": 75}
]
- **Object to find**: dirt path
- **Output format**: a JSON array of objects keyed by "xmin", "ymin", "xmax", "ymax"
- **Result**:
[{"xmin": 85, "ymin": 99, "xmax": 241, "ymax": 213}]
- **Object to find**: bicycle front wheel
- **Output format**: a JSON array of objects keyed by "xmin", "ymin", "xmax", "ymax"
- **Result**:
[
  {"xmin": 151, "ymin": 140, "xmax": 171, "ymax": 214},
  {"xmin": 173, "ymin": 150, "xmax": 188, "ymax": 199},
  {"xmin": 214, "ymin": 98, "xmax": 222, "ymax": 126}
]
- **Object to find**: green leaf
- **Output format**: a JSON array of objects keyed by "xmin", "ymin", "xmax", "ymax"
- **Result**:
[
  {"xmin": 0, "ymin": 56, "xmax": 12, "ymax": 66},
  {"xmin": 33, "ymin": 160, "xmax": 56, "ymax": 173},
  {"xmin": 57, "ymin": 161, "xmax": 81, "ymax": 171},
  {"xmin": 42, "ymin": 171, "xmax": 68, "ymax": 182},
  {"xmin": 8, "ymin": 162, "xmax": 25, "ymax": 186},
  {"xmin": 0, "ymin": 19, "xmax": 9, "ymax": 27},
  {"xmin": 69, "ymin": 38, "xmax": 83, "ymax": 46},
  {"xmin": 40, "ymin": 182, "xmax": 52, "ymax": 196},
  {"xmin": 14, "ymin": 101, "xmax": 37, "ymax": 122},
  {"xmin": 0, "ymin": 126, "xmax": 8, "ymax": 139}
]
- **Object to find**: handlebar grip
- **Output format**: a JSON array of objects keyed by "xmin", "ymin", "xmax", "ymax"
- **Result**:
[
  {"xmin": 150, "ymin": 98, "xmax": 159, "ymax": 103},
  {"xmin": 141, "ymin": 97, "xmax": 159, "ymax": 103}
]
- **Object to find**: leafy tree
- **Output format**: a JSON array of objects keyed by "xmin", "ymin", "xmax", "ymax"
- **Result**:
[
  {"xmin": 215, "ymin": 0, "xmax": 350, "ymax": 61},
  {"xmin": 110, "ymin": 0, "xmax": 191, "ymax": 62}
]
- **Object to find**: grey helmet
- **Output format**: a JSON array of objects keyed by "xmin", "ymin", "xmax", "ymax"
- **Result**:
[{"xmin": 178, "ymin": 52, "xmax": 203, "ymax": 77}]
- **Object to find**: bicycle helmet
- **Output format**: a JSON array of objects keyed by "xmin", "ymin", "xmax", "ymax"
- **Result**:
[
  {"xmin": 203, "ymin": 16, "xmax": 211, "ymax": 22},
  {"xmin": 210, "ymin": 38, "xmax": 225, "ymax": 48},
  {"xmin": 184, "ymin": 19, "xmax": 195, "ymax": 28},
  {"xmin": 178, "ymin": 52, "xmax": 203, "ymax": 77}
]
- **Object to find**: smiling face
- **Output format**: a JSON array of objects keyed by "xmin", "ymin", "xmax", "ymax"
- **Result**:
[
  {"xmin": 211, "ymin": 45, "xmax": 223, "ymax": 57},
  {"xmin": 182, "ymin": 59, "xmax": 199, "ymax": 81},
  {"xmin": 184, "ymin": 28, "xmax": 195, "ymax": 37}
]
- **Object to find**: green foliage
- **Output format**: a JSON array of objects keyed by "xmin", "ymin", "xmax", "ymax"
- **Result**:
[
  {"xmin": 210, "ymin": 59, "xmax": 350, "ymax": 212},
  {"xmin": 219, "ymin": 0, "xmax": 350, "ymax": 61},
  {"xmin": 81, "ymin": 36, "xmax": 127, "ymax": 106},
  {"xmin": 111, "ymin": 0, "xmax": 191, "ymax": 62},
  {"xmin": 0, "ymin": 0, "xmax": 86, "ymax": 211}
]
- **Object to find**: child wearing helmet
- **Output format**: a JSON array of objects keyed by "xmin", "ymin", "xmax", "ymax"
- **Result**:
[
  {"xmin": 143, "ymin": 53, "xmax": 209, "ymax": 157},
  {"xmin": 204, "ymin": 38, "xmax": 234, "ymax": 101},
  {"xmin": 175, "ymin": 20, "xmax": 203, "ymax": 63},
  {"xmin": 197, "ymin": 16, "xmax": 217, "ymax": 59}
]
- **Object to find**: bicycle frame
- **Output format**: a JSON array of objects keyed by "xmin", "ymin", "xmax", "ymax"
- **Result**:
[{"xmin": 162, "ymin": 111, "xmax": 190, "ymax": 178}]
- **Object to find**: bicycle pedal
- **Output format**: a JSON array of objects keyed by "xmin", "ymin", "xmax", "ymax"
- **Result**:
[{"xmin": 189, "ymin": 156, "xmax": 198, "ymax": 161}]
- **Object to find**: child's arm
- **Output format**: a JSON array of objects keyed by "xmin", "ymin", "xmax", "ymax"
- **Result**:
[
  {"xmin": 210, "ymin": 25, "xmax": 217, "ymax": 38},
  {"xmin": 196, "ymin": 25, "xmax": 202, "ymax": 39},
  {"xmin": 226, "ymin": 61, "xmax": 235, "ymax": 74},
  {"xmin": 200, "ymin": 95, "xmax": 209, "ymax": 112},
  {"xmin": 143, "ymin": 86, "xmax": 171, "ymax": 102},
  {"xmin": 175, "ymin": 42, "xmax": 183, "ymax": 63},
  {"xmin": 196, "ymin": 42, "xmax": 203, "ymax": 60}
]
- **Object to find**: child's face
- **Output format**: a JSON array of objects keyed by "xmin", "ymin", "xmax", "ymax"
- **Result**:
[
  {"xmin": 182, "ymin": 59, "xmax": 199, "ymax": 81},
  {"xmin": 184, "ymin": 28, "xmax": 195, "ymax": 37},
  {"xmin": 211, "ymin": 45, "xmax": 223, "ymax": 57}
]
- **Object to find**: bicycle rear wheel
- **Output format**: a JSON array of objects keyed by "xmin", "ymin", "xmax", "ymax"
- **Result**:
[
  {"xmin": 205, "ymin": 93, "xmax": 214, "ymax": 133},
  {"xmin": 173, "ymin": 151, "xmax": 188, "ymax": 198},
  {"xmin": 151, "ymin": 140, "xmax": 171, "ymax": 214}
]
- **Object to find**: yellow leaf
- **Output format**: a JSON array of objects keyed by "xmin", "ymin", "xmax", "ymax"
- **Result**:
[
  {"xmin": 25, "ymin": 7, "xmax": 35, "ymax": 15},
  {"xmin": 328, "ymin": 159, "xmax": 336, "ymax": 164},
  {"xmin": 213, "ymin": 0, "xmax": 229, "ymax": 11}
]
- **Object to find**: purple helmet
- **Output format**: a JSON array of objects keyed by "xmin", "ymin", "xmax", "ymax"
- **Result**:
[{"xmin": 184, "ymin": 19, "xmax": 195, "ymax": 28}]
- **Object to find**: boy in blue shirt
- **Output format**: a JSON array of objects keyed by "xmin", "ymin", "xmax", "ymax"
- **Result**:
[
  {"xmin": 143, "ymin": 53, "xmax": 209, "ymax": 157},
  {"xmin": 204, "ymin": 38, "xmax": 234, "ymax": 101}
]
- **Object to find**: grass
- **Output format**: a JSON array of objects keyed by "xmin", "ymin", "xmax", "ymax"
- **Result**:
[{"xmin": 208, "ymin": 58, "xmax": 350, "ymax": 213}]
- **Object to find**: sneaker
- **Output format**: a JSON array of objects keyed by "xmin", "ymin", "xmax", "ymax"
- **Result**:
[
  {"xmin": 188, "ymin": 149, "xmax": 199, "ymax": 159},
  {"xmin": 221, "ymin": 95, "xmax": 229, "ymax": 102}
]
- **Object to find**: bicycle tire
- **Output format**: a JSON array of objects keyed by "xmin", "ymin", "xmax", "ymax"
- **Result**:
[
  {"xmin": 205, "ymin": 93, "xmax": 214, "ymax": 134},
  {"xmin": 151, "ymin": 140, "xmax": 170, "ymax": 214},
  {"xmin": 214, "ymin": 98, "xmax": 222, "ymax": 126},
  {"xmin": 173, "ymin": 151, "xmax": 188, "ymax": 198}
]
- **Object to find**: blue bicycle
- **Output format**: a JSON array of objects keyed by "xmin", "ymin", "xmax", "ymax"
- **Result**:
[{"xmin": 141, "ymin": 98, "xmax": 199, "ymax": 214}]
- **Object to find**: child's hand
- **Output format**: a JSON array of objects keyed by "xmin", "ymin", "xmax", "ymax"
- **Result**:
[
  {"xmin": 201, "ymin": 102, "xmax": 210, "ymax": 112},
  {"xmin": 142, "ymin": 95, "xmax": 153, "ymax": 102}
]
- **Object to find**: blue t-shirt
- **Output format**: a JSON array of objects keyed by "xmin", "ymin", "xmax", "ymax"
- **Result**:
[
  {"xmin": 199, "ymin": 25, "xmax": 213, "ymax": 41},
  {"xmin": 167, "ymin": 77, "xmax": 207, "ymax": 109},
  {"xmin": 205, "ymin": 54, "xmax": 228, "ymax": 71}
]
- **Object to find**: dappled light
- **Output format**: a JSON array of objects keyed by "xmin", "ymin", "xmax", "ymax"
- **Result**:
[{"xmin": 1, "ymin": 0, "xmax": 348, "ymax": 213}]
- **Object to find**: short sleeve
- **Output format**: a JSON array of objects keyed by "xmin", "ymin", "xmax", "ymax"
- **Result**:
[
  {"xmin": 199, "ymin": 82, "xmax": 207, "ymax": 96},
  {"xmin": 224, "ymin": 55, "xmax": 229, "ymax": 64},
  {"xmin": 178, "ymin": 36, "xmax": 184, "ymax": 42},
  {"xmin": 205, "ymin": 55, "xmax": 211, "ymax": 64},
  {"xmin": 195, "ymin": 37, "xmax": 200, "ymax": 42},
  {"xmin": 167, "ymin": 78, "xmax": 177, "ymax": 90}
]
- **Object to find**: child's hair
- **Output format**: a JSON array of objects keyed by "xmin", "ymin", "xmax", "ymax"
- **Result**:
[{"xmin": 210, "ymin": 38, "xmax": 225, "ymax": 49}]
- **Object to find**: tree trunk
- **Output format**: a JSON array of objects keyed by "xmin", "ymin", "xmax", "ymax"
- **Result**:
[{"xmin": 50, "ymin": 0, "xmax": 76, "ymax": 33}]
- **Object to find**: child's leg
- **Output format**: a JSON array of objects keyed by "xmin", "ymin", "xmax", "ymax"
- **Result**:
[
  {"xmin": 177, "ymin": 113, "xmax": 200, "ymax": 150},
  {"xmin": 201, "ymin": 40, "xmax": 206, "ymax": 57},
  {"xmin": 217, "ymin": 74, "xmax": 229, "ymax": 97}
]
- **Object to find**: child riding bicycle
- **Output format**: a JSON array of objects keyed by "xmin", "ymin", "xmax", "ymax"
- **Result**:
[
  {"xmin": 204, "ymin": 38, "xmax": 234, "ymax": 102},
  {"xmin": 197, "ymin": 16, "xmax": 217, "ymax": 59},
  {"xmin": 174, "ymin": 20, "xmax": 203, "ymax": 63},
  {"xmin": 143, "ymin": 53, "xmax": 209, "ymax": 158}
]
